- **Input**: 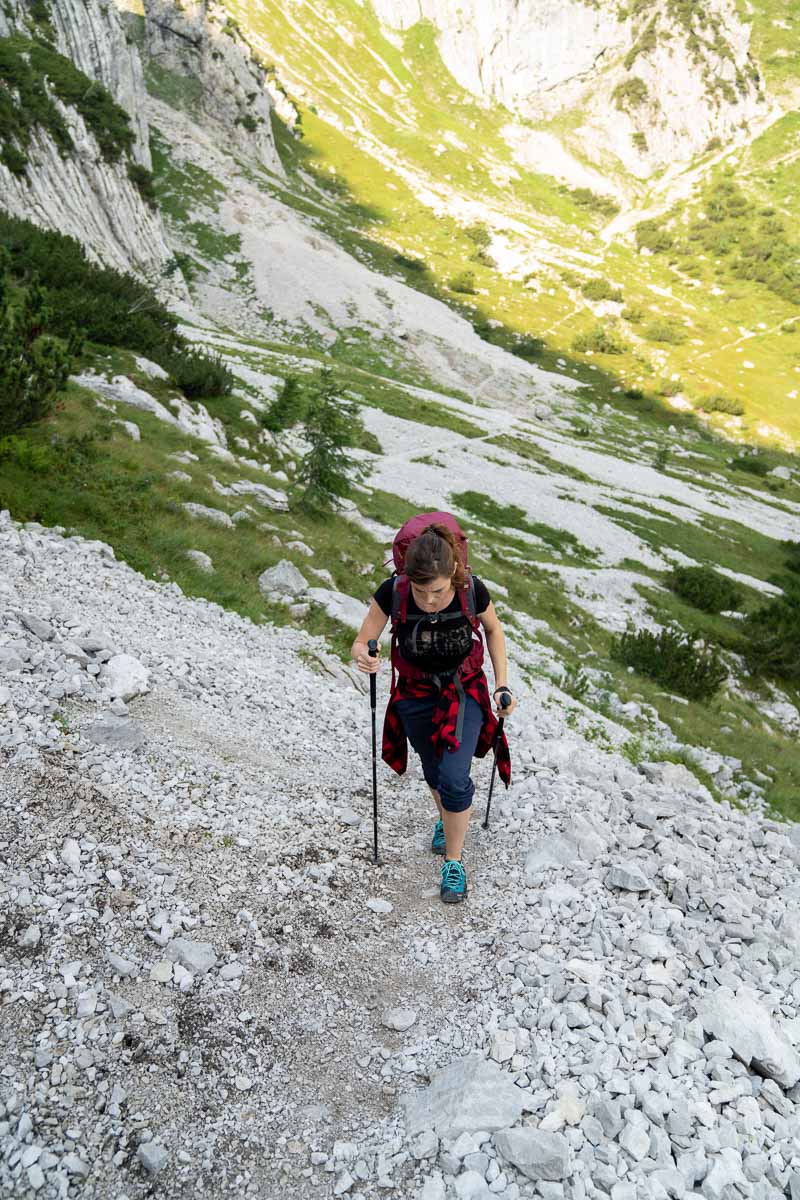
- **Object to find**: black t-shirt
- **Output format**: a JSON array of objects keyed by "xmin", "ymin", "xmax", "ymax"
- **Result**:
[{"xmin": 374, "ymin": 576, "xmax": 490, "ymax": 675}]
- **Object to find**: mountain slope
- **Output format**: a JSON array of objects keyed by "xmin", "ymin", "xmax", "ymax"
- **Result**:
[{"xmin": 221, "ymin": 0, "xmax": 800, "ymax": 447}]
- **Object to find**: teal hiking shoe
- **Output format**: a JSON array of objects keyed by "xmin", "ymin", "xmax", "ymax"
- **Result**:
[
  {"xmin": 440, "ymin": 859, "xmax": 467, "ymax": 904},
  {"xmin": 431, "ymin": 818, "xmax": 446, "ymax": 855}
]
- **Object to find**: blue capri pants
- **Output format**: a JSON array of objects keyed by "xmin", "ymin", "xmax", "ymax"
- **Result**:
[{"xmin": 395, "ymin": 694, "xmax": 483, "ymax": 813}]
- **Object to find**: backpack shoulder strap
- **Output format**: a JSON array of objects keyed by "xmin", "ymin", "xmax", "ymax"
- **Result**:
[
  {"xmin": 457, "ymin": 576, "xmax": 478, "ymax": 624},
  {"xmin": 391, "ymin": 575, "xmax": 410, "ymax": 627}
]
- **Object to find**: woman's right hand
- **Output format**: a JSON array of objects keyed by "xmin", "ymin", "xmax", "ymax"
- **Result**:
[{"xmin": 354, "ymin": 642, "xmax": 381, "ymax": 674}]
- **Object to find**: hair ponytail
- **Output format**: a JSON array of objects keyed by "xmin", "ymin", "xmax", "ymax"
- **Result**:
[{"xmin": 404, "ymin": 523, "xmax": 467, "ymax": 589}]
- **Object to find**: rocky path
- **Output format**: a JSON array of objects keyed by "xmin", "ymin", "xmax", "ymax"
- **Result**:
[{"xmin": 2, "ymin": 512, "xmax": 800, "ymax": 1200}]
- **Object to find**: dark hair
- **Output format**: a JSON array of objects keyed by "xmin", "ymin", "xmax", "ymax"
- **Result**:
[{"xmin": 405, "ymin": 523, "xmax": 467, "ymax": 589}]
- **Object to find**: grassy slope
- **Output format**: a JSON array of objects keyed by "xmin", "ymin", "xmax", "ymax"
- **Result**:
[{"xmin": 221, "ymin": 0, "xmax": 800, "ymax": 447}]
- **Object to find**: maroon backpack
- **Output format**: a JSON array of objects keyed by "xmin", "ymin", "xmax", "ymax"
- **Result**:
[{"xmin": 388, "ymin": 512, "xmax": 484, "ymax": 684}]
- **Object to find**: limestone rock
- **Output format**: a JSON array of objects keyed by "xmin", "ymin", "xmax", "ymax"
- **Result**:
[
  {"xmin": 695, "ymin": 985, "xmax": 800, "ymax": 1089},
  {"xmin": 165, "ymin": 937, "xmax": 218, "ymax": 976},
  {"xmin": 258, "ymin": 560, "xmax": 309, "ymax": 598},
  {"xmin": 402, "ymin": 1054, "xmax": 528, "ymax": 1139},
  {"xmin": 493, "ymin": 1126, "xmax": 571, "ymax": 1181},
  {"xmin": 186, "ymin": 550, "xmax": 215, "ymax": 574},
  {"xmin": 183, "ymin": 503, "xmax": 234, "ymax": 528},
  {"xmin": 101, "ymin": 654, "xmax": 151, "ymax": 702}
]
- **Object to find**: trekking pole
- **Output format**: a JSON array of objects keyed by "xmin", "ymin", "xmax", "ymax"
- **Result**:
[
  {"xmin": 482, "ymin": 692, "xmax": 512, "ymax": 831},
  {"xmin": 368, "ymin": 639, "xmax": 380, "ymax": 863}
]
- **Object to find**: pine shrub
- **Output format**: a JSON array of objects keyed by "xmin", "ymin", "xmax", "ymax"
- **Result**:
[
  {"xmin": 644, "ymin": 321, "xmax": 687, "ymax": 344},
  {"xmin": 164, "ymin": 347, "xmax": 233, "ymax": 399},
  {"xmin": 448, "ymin": 270, "xmax": 477, "ymax": 295},
  {"xmin": 667, "ymin": 566, "xmax": 741, "ymax": 614},
  {"xmin": 610, "ymin": 624, "xmax": 727, "ymax": 700},
  {"xmin": 700, "ymin": 394, "xmax": 745, "ymax": 416},
  {"xmin": 0, "ymin": 271, "xmax": 73, "ymax": 437},
  {"xmin": 582, "ymin": 278, "xmax": 624, "ymax": 303},
  {"xmin": 571, "ymin": 325, "xmax": 628, "ymax": 354},
  {"xmin": 742, "ymin": 584, "xmax": 800, "ymax": 683}
]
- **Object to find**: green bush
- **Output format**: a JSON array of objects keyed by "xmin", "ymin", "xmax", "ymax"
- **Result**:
[
  {"xmin": 783, "ymin": 541, "xmax": 800, "ymax": 575},
  {"xmin": 621, "ymin": 305, "xmax": 644, "ymax": 323},
  {"xmin": 582, "ymin": 278, "xmax": 624, "ymax": 303},
  {"xmin": 165, "ymin": 347, "xmax": 233, "ymax": 399},
  {"xmin": 731, "ymin": 454, "xmax": 769, "ymax": 477},
  {"xmin": 448, "ymin": 270, "xmax": 477, "ymax": 295},
  {"xmin": 0, "ymin": 213, "xmax": 233, "ymax": 398},
  {"xmin": 611, "ymin": 624, "xmax": 728, "ymax": 700},
  {"xmin": 262, "ymin": 375, "xmax": 307, "ymax": 432},
  {"xmin": 644, "ymin": 321, "xmax": 687, "ymax": 344},
  {"xmin": 0, "ymin": 213, "xmax": 179, "ymax": 361},
  {"xmin": 668, "ymin": 566, "xmax": 742, "ymax": 614},
  {"xmin": 631, "ymin": 131, "xmax": 648, "ymax": 152},
  {"xmin": 393, "ymin": 253, "xmax": 426, "ymax": 273},
  {"xmin": 635, "ymin": 219, "xmax": 675, "ymax": 254},
  {"xmin": 571, "ymin": 325, "xmax": 629, "ymax": 354},
  {"xmin": 0, "ymin": 272, "xmax": 74, "ymax": 437},
  {"xmin": 700, "ymin": 394, "xmax": 745, "ymax": 416},
  {"xmin": 464, "ymin": 223, "xmax": 491, "ymax": 249},
  {"xmin": 742, "ymin": 583, "xmax": 800, "ymax": 683},
  {"xmin": 127, "ymin": 162, "xmax": 157, "ymax": 208},
  {"xmin": 566, "ymin": 188, "xmax": 620, "ymax": 219},
  {"xmin": 613, "ymin": 77, "xmax": 649, "ymax": 110}
]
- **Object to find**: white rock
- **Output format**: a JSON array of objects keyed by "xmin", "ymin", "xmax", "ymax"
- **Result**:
[
  {"xmin": 185, "ymin": 550, "xmax": 215, "ymax": 574},
  {"xmin": 101, "ymin": 653, "xmax": 150, "ymax": 702},
  {"xmin": 382, "ymin": 1008, "xmax": 417, "ymax": 1032},
  {"xmin": 183, "ymin": 502, "xmax": 234, "ymax": 528},
  {"xmin": 60, "ymin": 838, "xmax": 82, "ymax": 872},
  {"xmin": 258, "ymin": 560, "xmax": 309, "ymax": 597}
]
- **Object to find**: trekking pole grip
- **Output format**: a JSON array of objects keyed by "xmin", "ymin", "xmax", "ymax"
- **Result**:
[{"xmin": 368, "ymin": 639, "xmax": 378, "ymax": 709}]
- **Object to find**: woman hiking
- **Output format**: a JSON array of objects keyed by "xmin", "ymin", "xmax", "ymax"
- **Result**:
[{"xmin": 352, "ymin": 513, "xmax": 516, "ymax": 904}]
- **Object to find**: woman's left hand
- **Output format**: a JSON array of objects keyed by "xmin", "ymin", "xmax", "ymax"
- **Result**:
[{"xmin": 493, "ymin": 687, "xmax": 518, "ymax": 718}]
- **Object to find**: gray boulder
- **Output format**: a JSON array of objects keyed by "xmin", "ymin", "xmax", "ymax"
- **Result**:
[
  {"xmin": 0, "ymin": 647, "xmax": 25, "ymax": 673},
  {"xmin": 524, "ymin": 835, "xmax": 578, "ymax": 882},
  {"xmin": 84, "ymin": 716, "xmax": 145, "ymax": 750},
  {"xmin": 605, "ymin": 862, "xmax": 651, "ymax": 892},
  {"xmin": 185, "ymin": 549, "xmax": 214, "ymax": 574},
  {"xmin": 18, "ymin": 613, "xmax": 55, "ymax": 641},
  {"xmin": 182, "ymin": 502, "xmax": 234, "ymax": 528},
  {"xmin": 694, "ymin": 985, "xmax": 800, "ymax": 1088},
  {"xmin": 258, "ymin": 560, "xmax": 308, "ymax": 598},
  {"xmin": 402, "ymin": 1054, "xmax": 528, "ymax": 1139},
  {"xmin": 493, "ymin": 1126, "xmax": 571, "ymax": 1181},
  {"xmin": 638, "ymin": 760, "xmax": 708, "ymax": 796}
]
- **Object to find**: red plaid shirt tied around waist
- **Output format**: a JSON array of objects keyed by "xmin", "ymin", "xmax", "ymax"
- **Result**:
[{"xmin": 381, "ymin": 667, "xmax": 511, "ymax": 787}]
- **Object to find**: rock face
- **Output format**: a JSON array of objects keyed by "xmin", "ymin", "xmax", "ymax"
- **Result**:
[
  {"xmin": 142, "ymin": 0, "xmax": 283, "ymax": 175},
  {"xmin": 0, "ymin": 0, "xmax": 172, "ymax": 277},
  {"xmin": 371, "ymin": 0, "xmax": 766, "ymax": 176}
]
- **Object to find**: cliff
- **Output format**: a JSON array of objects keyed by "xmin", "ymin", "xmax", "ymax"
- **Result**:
[
  {"xmin": 142, "ymin": 0, "xmax": 284, "ymax": 176},
  {"xmin": 370, "ymin": 0, "xmax": 768, "ymax": 176},
  {"xmin": 0, "ymin": 0, "xmax": 171, "ymax": 277}
]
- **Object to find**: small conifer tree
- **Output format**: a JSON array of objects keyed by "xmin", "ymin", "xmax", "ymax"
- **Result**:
[{"xmin": 293, "ymin": 369, "xmax": 367, "ymax": 513}]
